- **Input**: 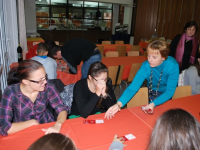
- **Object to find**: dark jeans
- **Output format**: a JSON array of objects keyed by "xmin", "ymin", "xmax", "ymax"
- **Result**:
[
  {"xmin": 81, "ymin": 49, "xmax": 102, "ymax": 79},
  {"xmin": 149, "ymin": 90, "xmax": 172, "ymax": 103},
  {"xmin": 148, "ymin": 90, "xmax": 164, "ymax": 103}
]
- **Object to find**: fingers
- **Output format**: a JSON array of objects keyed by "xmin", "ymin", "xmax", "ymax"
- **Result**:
[
  {"xmin": 42, "ymin": 127, "xmax": 59, "ymax": 135},
  {"xmin": 105, "ymin": 106, "xmax": 119, "ymax": 119}
]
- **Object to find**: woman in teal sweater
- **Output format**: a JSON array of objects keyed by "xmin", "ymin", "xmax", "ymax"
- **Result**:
[{"xmin": 105, "ymin": 40, "xmax": 179, "ymax": 119}]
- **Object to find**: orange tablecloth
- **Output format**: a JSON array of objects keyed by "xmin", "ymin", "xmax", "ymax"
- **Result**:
[
  {"xmin": 102, "ymin": 56, "xmax": 147, "ymax": 80},
  {"xmin": 27, "ymin": 37, "xmax": 44, "ymax": 50},
  {"xmin": 1, "ymin": 94, "xmax": 199, "ymax": 150}
]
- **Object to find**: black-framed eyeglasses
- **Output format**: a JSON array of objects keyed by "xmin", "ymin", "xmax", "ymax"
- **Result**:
[
  {"xmin": 92, "ymin": 76, "xmax": 109, "ymax": 82},
  {"xmin": 27, "ymin": 74, "xmax": 48, "ymax": 85}
]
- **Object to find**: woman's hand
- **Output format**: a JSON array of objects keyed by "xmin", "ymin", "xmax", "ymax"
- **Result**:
[
  {"xmin": 31, "ymin": 119, "xmax": 40, "ymax": 126},
  {"xmin": 42, "ymin": 122, "xmax": 62, "ymax": 135},
  {"xmin": 104, "ymin": 102, "xmax": 122, "ymax": 119},
  {"xmin": 112, "ymin": 135, "xmax": 125, "ymax": 144},
  {"xmin": 57, "ymin": 68, "xmax": 62, "ymax": 72},
  {"xmin": 142, "ymin": 103, "xmax": 155, "ymax": 114},
  {"xmin": 95, "ymin": 81, "xmax": 106, "ymax": 96}
]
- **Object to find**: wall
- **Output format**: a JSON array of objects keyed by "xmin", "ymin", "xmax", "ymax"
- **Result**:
[
  {"xmin": 157, "ymin": 0, "xmax": 200, "ymax": 40},
  {"xmin": 134, "ymin": 0, "xmax": 159, "ymax": 44},
  {"xmin": 25, "ymin": 0, "xmax": 36, "ymax": 33},
  {"xmin": 112, "ymin": 4, "xmax": 119, "ymax": 34},
  {"xmin": 123, "ymin": 6, "xmax": 133, "ymax": 34},
  {"xmin": 134, "ymin": 0, "xmax": 200, "ymax": 44}
]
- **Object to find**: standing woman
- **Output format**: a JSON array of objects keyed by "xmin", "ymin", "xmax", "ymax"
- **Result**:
[
  {"xmin": 70, "ymin": 62, "xmax": 116, "ymax": 118},
  {"xmin": 169, "ymin": 21, "xmax": 199, "ymax": 72},
  {"xmin": 105, "ymin": 40, "xmax": 179, "ymax": 119},
  {"xmin": 0, "ymin": 60, "xmax": 68, "ymax": 136},
  {"xmin": 184, "ymin": 53, "xmax": 200, "ymax": 95}
]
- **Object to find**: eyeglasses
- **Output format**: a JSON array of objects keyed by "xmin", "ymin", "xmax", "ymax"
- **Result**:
[
  {"xmin": 92, "ymin": 76, "xmax": 109, "ymax": 83},
  {"xmin": 27, "ymin": 74, "xmax": 48, "ymax": 85}
]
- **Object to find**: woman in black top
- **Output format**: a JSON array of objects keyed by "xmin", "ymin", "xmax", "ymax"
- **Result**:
[
  {"xmin": 169, "ymin": 21, "xmax": 199, "ymax": 72},
  {"xmin": 70, "ymin": 62, "xmax": 116, "ymax": 118}
]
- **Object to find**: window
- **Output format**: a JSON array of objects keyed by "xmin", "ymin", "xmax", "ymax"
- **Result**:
[{"xmin": 36, "ymin": 0, "xmax": 112, "ymax": 31}]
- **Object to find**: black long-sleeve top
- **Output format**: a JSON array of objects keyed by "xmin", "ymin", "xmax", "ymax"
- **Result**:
[
  {"xmin": 70, "ymin": 78, "xmax": 116, "ymax": 118},
  {"xmin": 61, "ymin": 38, "xmax": 97, "ymax": 74},
  {"xmin": 169, "ymin": 34, "xmax": 199, "ymax": 72}
]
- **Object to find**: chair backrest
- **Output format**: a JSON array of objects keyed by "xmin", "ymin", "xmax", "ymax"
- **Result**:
[
  {"xmin": 128, "ymin": 63, "xmax": 142, "ymax": 82},
  {"xmin": 55, "ymin": 41, "xmax": 59, "ymax": 45},
  {"xmin": 127, "ymin": 51, "xmax": 139, "ymax": 56},
  {"xmin": 102, "ymin": 41, "xmax": 111, "ymax": 44},
  {"xmin": 127, "ymin": 87, "xmax": 148, "ymax": 108},
  {"xmin": 97, "ymin": 45, "xmax": 104, "ymax": 57},
  {"xmin": 131, "ymin": 45, "xmax": 141, "ymax": 51},
  {"xmin": 33, "ymin": 42, "xmax": 40, "ymax": 46},
  {"xmin": 115, "ymin": 41, "xmax": 124, "ymax": 44},
  {"xmin": 172, "ymin": 85, "xmax": 191, "ymax": 99},
  {"xmin": 116, "ymin": 46, "xmax": 126, "ymax": 57},
  {"xmin": 106, "ymin": 51, "xmax": 119, "ymax": 57},
  {"xmin": 108, "ymin": 65, "xmax": 124, "ymax": 86}
]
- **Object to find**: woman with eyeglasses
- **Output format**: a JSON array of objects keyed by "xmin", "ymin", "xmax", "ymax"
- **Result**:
[
  {"xmin": 0, "ymin": 60, "xmax": 68, "ymax": 136},
  {"xmin": 105, "ymin": 40, "xmax": 179, "ymax": 119},
  {"xmin": 70, "ymin": 62, "xmax": 116, "ymax": 118}
]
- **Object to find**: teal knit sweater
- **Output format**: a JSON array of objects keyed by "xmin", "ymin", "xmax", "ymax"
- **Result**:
[{"xmin": 118, "ymin": 56, "xmax": 179, "ymax": 107}]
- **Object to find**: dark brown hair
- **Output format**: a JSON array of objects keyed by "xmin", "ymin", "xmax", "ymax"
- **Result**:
[
  {"xmin": 147, "ymin": 40, "xmax": 170, "ymax": 59},
  {"xmin": 7, "ymin": 60, "xmax": 43, "ymax": 85},
  {"xmin": 37, "ymin": 42, "xmax": 48, "ymax": 55},
  {"xmin": 44, "ymin": 40, "xmax": 56, "ymax": 58},
  {"xmin": 88, "ymin": 61, "xmax": 108, "ymax": 78},
  {"xmin": 183, "ymin": 21, "xmax": 198, "ymax": 34},
  {"xmin": 148, "ymin": 109, "xmax": 200, "ymax": 150},
  {"xmin": 28, "ymin": 133, "xmax": 76, "ymax": 150}
]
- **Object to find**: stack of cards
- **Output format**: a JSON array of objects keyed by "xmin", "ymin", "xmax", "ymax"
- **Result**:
[
  {"xmin": 141, "ymin": 106, "xmax": 154, "ymax": 115},
  {"xmin": 83, "ymin": 119, "xmax": 104, "ymax": 124}
]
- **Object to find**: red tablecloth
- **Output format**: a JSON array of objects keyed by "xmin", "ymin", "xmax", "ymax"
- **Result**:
[
  {"xmin": 57, "ymin": 65, "xmax": 82, "ymax": 85},
  {"xmin": 1, "ymin": 94, "xmax": 199, "ymax": 150},
  {"xmin": 102, "ymin": 56, "xmax": 147, "ymax": 80},
  {"xmin": 27, "ymin": 37, "xmax": 44, "ymax": 51},
  {"xmin": 96, "ymin": 44, "xmax": 139, "ymax": 55}
]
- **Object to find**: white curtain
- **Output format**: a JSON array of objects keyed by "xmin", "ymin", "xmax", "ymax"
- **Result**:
[
  {"xmin": 0, "ymin": 0, "xmax": 18, "ymax": 93},
  {"xmin": 18, "ymin": 0, "xmax": 28, "ymax": 59}
]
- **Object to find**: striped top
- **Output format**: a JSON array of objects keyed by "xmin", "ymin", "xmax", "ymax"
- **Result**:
[{"xmin": 0, "ymin": 81, "xmax": 68, "ymax": 136}]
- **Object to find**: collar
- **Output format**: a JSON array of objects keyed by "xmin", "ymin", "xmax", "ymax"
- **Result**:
[{"xmin": 38, "ymin": 56, "xmax": 48, "ymax": 59}]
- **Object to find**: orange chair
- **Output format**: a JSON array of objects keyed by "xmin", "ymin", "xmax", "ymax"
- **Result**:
[
  {"xmin": 127, "ymin": 51, "xmax": 139, "ymax": 56},
  {"xmin": 97, "ymin": 45, "xmax": 104, "ymax": 57},
  {"xmin": 116, "ymin": 46, "xmax": 126, "ymax": 57},
  {"xmin": 102, "ymin": 41, "xmax": 111, "ymax": 44},
  {"xmin": 115, "ymin": 41, "xmax": 124, "ymax": 44},
  {"xmin": 105, "ymin": 51, "xmax": 119, "ymax": 57},
  {"xmin": 131, "ymin": 45, "xmax": 141, "ymax": 51}
]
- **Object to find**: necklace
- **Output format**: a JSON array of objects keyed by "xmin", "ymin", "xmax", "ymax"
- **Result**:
[{"xmin": 148, "ymin": 69, "xmax": 163, "ymax": 102}]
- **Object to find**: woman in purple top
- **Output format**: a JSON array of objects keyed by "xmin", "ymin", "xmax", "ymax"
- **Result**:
[{"xmin": 0, "ymin": 60, "xmax": 68, "ymax": 136}]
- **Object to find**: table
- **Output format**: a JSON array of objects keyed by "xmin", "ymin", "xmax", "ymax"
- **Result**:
[
  {"xmin": 57, "ymin": 65, "xmax": 82, "ymax": 85},
  {"xmin": 102, "ymin": 56, "xmax": 147, "ymax": 80},
  {"xmin": 27, "ymin": 37, "xmax": 44, "ymax": 50},
  {"xmin": 1, "ymin": 94, "xmax": 199, "ymax": 150},
  {"xmin": 96, "ymin": 44, "xmax": 133, "ymax": 55}
]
